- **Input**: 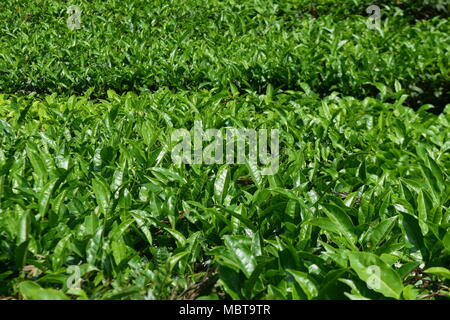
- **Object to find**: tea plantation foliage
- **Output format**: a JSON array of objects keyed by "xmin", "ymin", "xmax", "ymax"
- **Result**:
[{"xmin": 0, "ymin": 0, "xmax": 449, "ymax": 300}]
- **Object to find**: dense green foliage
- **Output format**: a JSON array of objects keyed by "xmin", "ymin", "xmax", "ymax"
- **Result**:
[
  {"xmin": 0, "ymin": 0, "xmax": 449, "ymax": 300},
  {"xmin": 1, "ymin": 89, "xmax": 449, "ymax": 299},
  {"xmin": 1, "ymin": 0, "xmax": 449, "ymax": 110}
]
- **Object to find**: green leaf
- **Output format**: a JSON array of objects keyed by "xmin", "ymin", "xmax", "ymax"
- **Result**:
[
  {"xmin": 364, "ymin": 216, "xmax": 398, "ymax": 249},
  {"xmin": 38, "ymin": 178, "xmax": 59, "ymax": 219},
  {"xmin": 402, "ymin": 285, "xmax": 419, "ymax": 300},
  {"xmin": 214, "ymin": 165, "xmax": 229, "ymax": 204},
  {"xmin": 417, "ymin": 190, "xmax": 428, "ymax": 235},
  {"xmin": 424, "ymin": 267, "xmax": 450, "ymax": 280},
  {"xmin": 442, "ymin": 231, "xmax": 450, "ymax": 252},
  {"xmin": 19, "ymin": 281, "xmax": 69, "ymax": 300},
  {"xmin": 347, "ymin": 251, "xmax": 404, "ymax": 299},
  {"xmin": 165, "ymin": 229, "xmax": 187, "ymax": 247},
  {"xmin": 400, "ymin": 213, "xmax": 427, "ymax": 261},
  {"xmin": 425, "ymin": 155, "xmax": 445, "ymax": 193},
  {"xmin": 223, "ymin": 235, "xmax": 257, "ymax": 278},
  {"xmin": 92, "ymin": 177, "xmax": 111, "ymax": 216},
  {"xmin": 322, "ymin": 203, "xmax": 357, "ymax": 246},
  {"xmin": 15, "ymin": 240, "xmax": 29, "ymax": 271},
  {"xmin": 246, "ymin": 158, "xmax": 263, "ymax": 188},
  {"xmin": 287, "ymin": 269, "xmax": 319, "ymax": 300},
  {"xmin": 86, "ymin": 227, "xmax": 103, "ymax": 266},
  {"xmin": 149, "ymin": 167, "xmax": 186, "ymax": 184},
  {"xmin": 17, "ymin": 211, "xmax": 31, "ymax": 245}
]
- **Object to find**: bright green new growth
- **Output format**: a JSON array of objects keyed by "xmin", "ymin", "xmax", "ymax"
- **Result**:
[{"xmin": 0, "ymin": 0, "xmax": 449, "ymax": 300}]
